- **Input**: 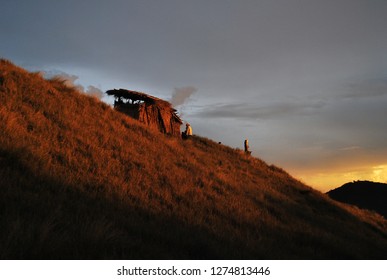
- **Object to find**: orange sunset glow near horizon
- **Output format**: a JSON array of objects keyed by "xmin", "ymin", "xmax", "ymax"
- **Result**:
[{"xmin": 291, "ymin": 164, "xmax": 387, "ymax": 192}]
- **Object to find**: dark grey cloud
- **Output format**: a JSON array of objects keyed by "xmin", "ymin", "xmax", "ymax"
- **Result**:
[
  {"xmin": 2, "ymin": 0, "xmax": 387, "ymax": 93},
  {"xmin": 343, "ymin": 79, "xmax": 387, "ymax": 99},
  {"xmin": 193, "ymin": 99, "xmax": 326, "ymax": 120}
]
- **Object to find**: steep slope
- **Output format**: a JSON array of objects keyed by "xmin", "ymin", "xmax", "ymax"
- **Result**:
[
  {"xmin": 328, "ymin": 181, "xmax": 387, "ymax": 218},
  {"xmin": 1, "ymin": 59, "xmax": 387, "ymax": 259}
]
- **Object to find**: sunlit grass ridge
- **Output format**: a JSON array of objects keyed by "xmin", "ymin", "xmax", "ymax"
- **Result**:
[{"xmin": 1, "ymin": 59, "xmax": 386, "ymax": 259}]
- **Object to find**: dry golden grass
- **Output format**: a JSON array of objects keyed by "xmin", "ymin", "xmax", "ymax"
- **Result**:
[{"xmin": 1, "ymin": 58, "xmax": 387, "ymax": 259}]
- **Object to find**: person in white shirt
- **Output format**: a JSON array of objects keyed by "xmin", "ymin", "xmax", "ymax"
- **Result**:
[
  {"xmin": 182, "ymin": 123, "xmax": 193, "ymax": 139},
  {"xmin": 186, "ymin": 123, "xmax": 192, "ymax": 136},
  {"xmin": 244, "ymin": 139, "xmax": 251, "ymax": 155}
]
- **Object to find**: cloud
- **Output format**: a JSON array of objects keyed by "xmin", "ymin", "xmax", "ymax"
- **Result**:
[
  {"xmin": 339, "ymin": 146, "xmax": 362, "ymax": 151},
  {"xmin": 193, "ymin": 99, "xmax": 326, "ymax": 120},
  {"xmin": 85, "ymin": 85, "xmax": 103, "ymax": 99},
  {"xmin": 343, "ymin": 78, "xmax": 387, "ymax": 99},
  {"xmin": 170, "ymin": 86, "xmax": 197, "ymax": 107},
  {"xmin": 48, "ymin": 72, "xmax": 82, "ymax": 89},
  {"xmin": 44, "ymin": 70, "xmax": 103, "ymax": 99}
]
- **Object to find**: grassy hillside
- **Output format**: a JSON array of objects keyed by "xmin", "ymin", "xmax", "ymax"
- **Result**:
[
  {"xmin": 1, "ymin": 59, "xmax": 387, "ymax": 259},
  {"xmin": 328, "ymin": 181, "xmax": 387, "ymax": 218}
]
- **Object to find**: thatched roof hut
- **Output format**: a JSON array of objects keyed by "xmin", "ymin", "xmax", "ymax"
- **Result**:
[{"xmin": 106, "ymin": 89, "xmax": 183, "ymax": 136}]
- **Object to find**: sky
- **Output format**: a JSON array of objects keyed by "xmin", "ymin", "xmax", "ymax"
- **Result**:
[{"xmin": 1, "ymin": 0, "xmax": 387, "ymax": 192}]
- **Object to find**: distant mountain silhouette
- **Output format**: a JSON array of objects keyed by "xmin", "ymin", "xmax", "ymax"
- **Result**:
[{"xmin": 327, "ymin": 181, "xmax": 387, "ymax": 218}]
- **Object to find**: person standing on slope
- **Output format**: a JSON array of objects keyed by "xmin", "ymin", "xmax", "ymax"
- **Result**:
[
  {"xmin": 244, "ymin": 139, "xmax": 251, "ymax": 155},
  {"xmin": 182, "ymin": 123, "xmax": 193, "ymax": 139}
]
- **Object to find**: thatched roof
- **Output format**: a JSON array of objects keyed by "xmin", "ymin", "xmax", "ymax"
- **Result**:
[{"xmin": 106, "ymin": 89, "xmax": 171, "ymax": 107}]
